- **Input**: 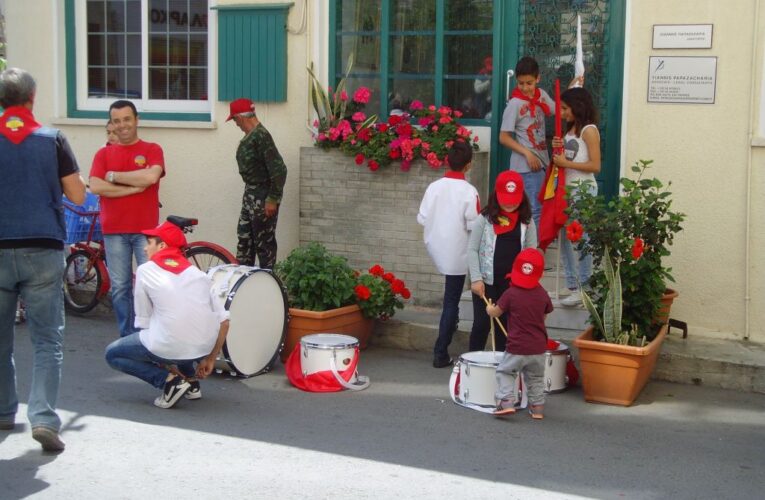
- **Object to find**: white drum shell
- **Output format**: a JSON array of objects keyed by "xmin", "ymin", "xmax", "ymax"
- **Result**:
[
  {"xmin": 544, "ymin": 342, "xmax": 570, "ymax": 393},
  {"xmin": 300, "ymin": 334, "xmax": 360, "ymax": 382},
  {"xmin": 208, "ymin": 265, "xmax": 287, "ymax": 377},
  {"xmin": 458, "ymin": 351, "xmax": 504, "ymax": 407}
]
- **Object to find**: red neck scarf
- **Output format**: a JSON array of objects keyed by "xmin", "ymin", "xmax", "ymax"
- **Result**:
[
  {"xmin": 150, "ymin": 247, "xmax": 191, "ymax": 275},
  {"xmin": 511, "ymin": 88, "xmax": 551, "ymax": 118},
  {"xmin": 493, "ymin": 209, "xmax": 520, "ymax": 235},
  {"xmin": 0, "ymin": 106, "xmax": 41, "ymax": 145},
  {"xmin": 444, "ymin": 171, "xmax": 466, "ymax": 180}
]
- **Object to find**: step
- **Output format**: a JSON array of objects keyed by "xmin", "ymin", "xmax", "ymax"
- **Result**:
[{"xmin": 373, "ymin": 305, "xmax": 765, "ymax": 394}]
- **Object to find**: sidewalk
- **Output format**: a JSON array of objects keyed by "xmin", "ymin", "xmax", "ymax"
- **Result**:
[
  {"xmin": 1, "ymin": 310, "xmax": 764, "ymax": 499},
  {"xmin": 376, "ymin": 305, "xmax": 765, "ymax": 394}
]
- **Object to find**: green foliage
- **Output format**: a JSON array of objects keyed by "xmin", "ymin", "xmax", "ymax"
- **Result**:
[
  {"xmin": 568, "ymin": 159, "xmax": 685, "ymax": 342},
  {"xmin": 274, "ymin": 242, "xmax": 356, "ymax": 312},
  {"xmin": 0, "ymin": 42, "xmax": 6, "ymax": 71}
]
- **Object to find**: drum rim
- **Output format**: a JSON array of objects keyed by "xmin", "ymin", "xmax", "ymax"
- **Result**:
[
  {"xmin": 458, "ymin": 350, "xmax": 503, "ymax": 368},
  {"xmin": 301, "ymin": 333, "xmax": 360, "ymax": 349},
  {"xmin": 220, "ymin": 268, "xmax": 288, "ymax": 378}
]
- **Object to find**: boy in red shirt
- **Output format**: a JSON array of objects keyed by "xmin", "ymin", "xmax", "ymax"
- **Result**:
[{"xmin": 486, "ymin": 247, "xmax": 553, "ymax": 419}]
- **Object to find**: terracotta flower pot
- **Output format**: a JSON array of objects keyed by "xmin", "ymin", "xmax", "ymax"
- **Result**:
[
  {"xmin": 281, "ymin": 304, "xmax": 374, "ymax": 362},
  {"xmin": 655, "ymin": 288, "xmax": 679, "ymax": 325},
  {"xmin": 573, "ymin": 324, "xmax": 668, "ymax": 406}
]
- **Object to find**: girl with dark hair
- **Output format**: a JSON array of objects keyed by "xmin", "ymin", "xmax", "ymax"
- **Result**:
[
  {"xmin": 552, "ymin": 87, "xmax": 601, "ymax": 306},
  {"xmin": 467, "ymin": 170, "xmax": 538, "ymax": 352}
]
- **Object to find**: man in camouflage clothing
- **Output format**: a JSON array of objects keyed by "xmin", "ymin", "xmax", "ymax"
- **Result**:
[{"xmin": 226, "ymin": 98, "xmax": 287, "ymax": 269}]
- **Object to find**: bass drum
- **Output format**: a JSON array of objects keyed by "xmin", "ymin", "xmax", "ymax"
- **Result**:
[{"xmin": 208, "ymin": 265, "xmax": 287, "ymax": 377}]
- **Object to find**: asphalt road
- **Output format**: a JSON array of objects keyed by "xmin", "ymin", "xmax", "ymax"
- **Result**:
[{"xmin": 1, "ymin": 308, "xmax": 764, "ymax": 499}]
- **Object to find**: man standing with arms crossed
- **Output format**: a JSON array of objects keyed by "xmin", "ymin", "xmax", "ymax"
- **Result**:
[
  {"xmin": 226, "ymin": 98, "xmax": 287, "ymax": 269},
  {"xmin": 0, "ymin": 68, "xmax": 86, "ymax": 451},
  {"xmin": 90, "ymin": 100, "xmax": 165, "ymax": 337}
]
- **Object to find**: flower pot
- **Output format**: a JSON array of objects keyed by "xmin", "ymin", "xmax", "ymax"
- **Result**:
[
  {"xmin": 572, "ymin": 324, "xmax": 668, "ymax": 406},
  {"xmin": 655, "ymin": 288, "xmax": 679, "ymax": 325},
  {"xmin": 281, "ymin": 304, "xmax": 374, "ymax": 362}
]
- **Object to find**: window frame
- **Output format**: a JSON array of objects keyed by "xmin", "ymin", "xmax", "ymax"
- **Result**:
[
  {"xmin": 64, "ymin": 0, "xmax": 213, "ymax": 121},
  {"xmin": 329, "ymin": 0, "xmax": 495, "ymax": 126}
]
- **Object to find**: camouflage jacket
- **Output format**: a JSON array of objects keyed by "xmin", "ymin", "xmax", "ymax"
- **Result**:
[{"xmin": 236, "ymin": 123, "xmax": 287, "ymax": 204}]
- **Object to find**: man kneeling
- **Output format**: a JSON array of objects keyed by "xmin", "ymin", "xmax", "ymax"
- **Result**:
[{"xmin": 105, "ymin": 222, "xmax": 229, "ymax": 408}]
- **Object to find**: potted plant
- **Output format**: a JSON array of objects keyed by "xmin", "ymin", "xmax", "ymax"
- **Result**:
[
  {"xmin": 566, "ymin": 159, "xmax": 686, "ymax": 405},
  {"xmin": 274, "ymin": 243, "xmax": 410, "ymax": 361}
]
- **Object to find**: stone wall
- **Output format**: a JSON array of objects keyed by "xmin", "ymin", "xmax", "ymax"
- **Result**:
[{"xmin": 299, "ymin": 147, "xmax": 489, "ymax": 306}]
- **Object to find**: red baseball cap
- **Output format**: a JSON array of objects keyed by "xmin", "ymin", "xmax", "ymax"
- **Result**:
[
  {"xmin": 226, "ymin": 98, "xmax": 255, "ymax": 121},
  {"xmin": 509, "ymin": 248, "xmax": 545, "ymax": 289},
  {"xmin": 495, "ymin": 170, "xmax": 524, "ymax": 206},
  {"xmin": 142, "ymin": 221, "xmax": 187, "ymax": 248}
]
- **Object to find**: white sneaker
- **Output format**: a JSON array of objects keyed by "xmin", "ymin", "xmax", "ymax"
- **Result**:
[{"xmin": 560, "ymin": 290, "xmax": 582, "ymax": 307}]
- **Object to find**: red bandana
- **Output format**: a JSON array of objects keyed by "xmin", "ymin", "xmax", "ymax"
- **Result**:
[
  {"xmin": 493, "ymin": 209, "xmax": 520, "ymax": 235},
  {"xmin": 0, "ymin": 106, "xmax": 41, "ymax": 145},
  {"xmin": 444, "ymin": 171, "xmax": 466, "ymax": 180},
  {"xmin": 511, "ymin": 88, "xmax": 551, "ymax": 118},
  {"xmin": 150, "ymin": 247, "xmax": 191, "ymax": 275}
]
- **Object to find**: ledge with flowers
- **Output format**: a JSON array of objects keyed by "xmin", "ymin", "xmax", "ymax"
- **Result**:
[
  {"xmin": 300, "ymin": 68, "xmax": 489, "ymax": 306},
  {"xmin": 274, "ymin": 243, "xmax": 411, "ymax": 361}
]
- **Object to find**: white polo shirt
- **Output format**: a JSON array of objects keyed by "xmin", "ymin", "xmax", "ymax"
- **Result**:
[
  {"xmin": 135, "ymin": 261, "xmax": 229, "ymax": 360},
  {"xmin": 417, "ymin": 176, "xmax": 480, "ymax": 275}
]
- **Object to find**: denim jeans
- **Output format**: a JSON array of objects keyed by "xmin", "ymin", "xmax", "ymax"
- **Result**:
[
  {"xmin": 433, "ymin": 274, "xmax": 465, "ymax": 361},
  {"xmin": 103, "ymin": 234, "xmax": 148, "ymax": 337},
  {"xmin": 0, "ymin": 247, "xmax": 65, "ymax": 431},
  {"xmin": 521, "ymin": 170, "xmax": 546, "ymax": 229},
  {"xmin": 560, "ymin": 182, "xmax": 596, "ymax": 289},
  {"xmin": 105, "ymin": 333, "xmax": 198, "ymax": 389}
]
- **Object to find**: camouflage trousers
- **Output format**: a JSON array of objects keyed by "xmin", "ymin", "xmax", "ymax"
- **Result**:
[{"xmin": 237, "ymin": 191, "xmax": 278, "ymax": 269}]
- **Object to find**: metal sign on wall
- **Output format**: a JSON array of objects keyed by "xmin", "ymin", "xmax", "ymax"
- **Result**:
[
  {"xmin": 652, "ymin": 24, "xmax": 713, "ymax": 49},
  {"xmin": 647, "ymin": 56, "xmax": 717, "ymax": 104}
]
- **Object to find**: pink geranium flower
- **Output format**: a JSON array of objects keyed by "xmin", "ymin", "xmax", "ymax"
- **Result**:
[{"xmin": 353, "ymin": 87, "xmax": 371, "ymax": 104}]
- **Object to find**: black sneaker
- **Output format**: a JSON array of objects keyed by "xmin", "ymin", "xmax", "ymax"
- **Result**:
[
  {"xmin": 432, "ymin": 357, "xmax": 454, "ymax": 368},
  {"xmin": 184, "ymin": 380, "xmax": 201, "ymax": 400},
  {"xmin": 154, "ymin": 376, "xmax": 191, "ymax": 409}
]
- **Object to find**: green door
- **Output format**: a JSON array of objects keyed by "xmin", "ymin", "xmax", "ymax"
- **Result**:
[{"xmin": 490, "ymin": 0, "xmax": 625, "ymax": 199}]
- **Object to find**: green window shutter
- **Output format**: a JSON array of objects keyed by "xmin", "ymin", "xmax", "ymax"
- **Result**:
[{"xmin": 215, "ymin": 4, "xmax": 293, "ymax": 102}]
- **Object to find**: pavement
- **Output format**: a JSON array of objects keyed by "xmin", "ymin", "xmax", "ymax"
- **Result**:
[{"xmin": 1, "ymin": 307, "xmax": 765, "ymax": 499}]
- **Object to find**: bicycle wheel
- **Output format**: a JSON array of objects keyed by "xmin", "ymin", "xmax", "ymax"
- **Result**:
[
  {"xmin": 64, "ymin": 249, "xmax": 103, "ymax": 314},
  {"xmin": 185, "ymin": 245, "xmax": 233, "ymax": 273}
]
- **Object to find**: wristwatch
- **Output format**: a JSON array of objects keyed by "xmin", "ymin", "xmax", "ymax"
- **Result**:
[{"xmin": 107, "ymin": 171, "xmax": 115, "ymax": 183}]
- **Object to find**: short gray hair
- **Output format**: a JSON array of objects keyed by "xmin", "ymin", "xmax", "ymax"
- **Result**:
[
  {"xmin": 0, "ymin": 68, "xmax": 37, "ymax": 108},
  {"xmin": 238, "ymin": 111, "xmax": 257, "ymax": 119}
]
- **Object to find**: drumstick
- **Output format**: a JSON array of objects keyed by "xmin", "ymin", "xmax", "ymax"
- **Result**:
[
  {"xmin": 488, "ymin": 307, "xmax": 496, "ymax": 352},
  {"xmin": 481, "ymin": 295, "xmax": 508, "ymax": 337}
]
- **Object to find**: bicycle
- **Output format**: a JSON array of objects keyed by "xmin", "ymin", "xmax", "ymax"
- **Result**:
[{"xmin": 63, "ymin": 198, "xmax": 237, "ymax": 314}]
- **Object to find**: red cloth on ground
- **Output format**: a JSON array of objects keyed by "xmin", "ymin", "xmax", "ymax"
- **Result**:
[{"xmin": 285, "ymin": 343, "xmax": 361, "ymax": 392}]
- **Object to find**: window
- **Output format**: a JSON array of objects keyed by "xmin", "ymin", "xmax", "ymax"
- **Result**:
[
  {"xmin": 68, "ymin": 0, "xmax": 210, "ymax": 117},
  {"xmin": 331, "ymin": 0, "xmax": 494, "ymax": 122}
]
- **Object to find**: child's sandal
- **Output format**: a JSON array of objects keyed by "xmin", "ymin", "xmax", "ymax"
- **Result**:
[{"xmin": 529, "ymin": 404, "xmax": 544, "ymax": 420}]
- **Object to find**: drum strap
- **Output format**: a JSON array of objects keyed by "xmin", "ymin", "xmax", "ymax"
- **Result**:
[{"xmin": 329, "ymin": 348, "xmax": 370, "ymax": 391}]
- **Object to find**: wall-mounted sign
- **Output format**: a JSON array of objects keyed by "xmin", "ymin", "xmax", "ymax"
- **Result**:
[
  {"xmin": 648, "ymin": 56, "xmax": 717, "ymax": 104},
  {"xmin": 653, "ymin": 24, "xmax": 713, "ymax": 49}
]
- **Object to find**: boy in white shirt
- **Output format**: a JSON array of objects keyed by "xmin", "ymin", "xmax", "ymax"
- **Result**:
[
  {"xmin": 105, "ymin": 221, "xmax": 230, "ymax": 408},
  {"xmin": 417, "ymin": 141, "xmax": 480, "ymax": 367}
]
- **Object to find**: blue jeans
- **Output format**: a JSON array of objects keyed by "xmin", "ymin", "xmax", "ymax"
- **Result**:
[
  {"xmin": 103, "ymin": 234, "xmax": 148, "ymax": 337},
  {"xmin": 561, "ymin": 182, "xmax": 596, "ymax": 289},
  {"xmin": 433, "ymin": 274, "xmax": 465, "ymax": 361},
  {"xmin": 0, "ymin": 247, "xmax": 65, "ymax": 431},
  {"xmin": 105, "ymin": 333, "xmax": 198, "ymax": 389},
  {"xmin": 521, "ymin": 170, "xmax": 546, "ymax": 229}
]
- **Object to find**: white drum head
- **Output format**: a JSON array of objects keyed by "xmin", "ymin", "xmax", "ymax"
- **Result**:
[
  {"xmin": 459, "ymin": 350, "xmax": 503, "ymax": 367},
  {"xmin": 216, "ymin": 267, "xmax": 287, "ymax": 377},
  {"xmin": 301, "ymin": 333, "xmax": 359, "ymax": 349}
]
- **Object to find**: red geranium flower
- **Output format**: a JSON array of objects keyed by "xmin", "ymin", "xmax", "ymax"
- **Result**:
[
  {"xmin": 352, "ymin": 87, "xmax": 371, "ymax": 104},
  {"xmin": 354, "ymin": 284, "xmax": 371, "ymax": 301},
  {"xmin": 357, "ymin": 127, "xmax": 372, "ymax": 142},
  {"xmin": 631, "ymin": 237, "xmax": 645, "ymax": 260},
  {"xmin": 355, "ymin": 153, "xmax": 365, "ymax": 165},
  {"xmin": 369, "ymin": 264, "xmax": 385, "ymax": 276},
  {"xmin": 388, "ymin": 115, "xmax": 403, "ymax": 126},
  {"xmin": 391, "ymin": 279, "xmax": 406, "ymax": 295},
  {"xmin": 389, "ymin": 148, "xmax": 401, "ymax": 159},
  {"xmin": 401, "ymin": 288, "xmax": 411, "ymax": 299},
  {"xmin": 566, "ymin": 220, "xmax": 584, "ymax": 242},
  {"xmin": 368, "ymin": 160, "xmax": 380, "ymax": 171},
  {"xmin": 377, "ymin": 123, "xmax": 389, "ymax": 133},
  {"xmin": 382, "ymin": 272, "xmax": 395, "ymax": 283}
]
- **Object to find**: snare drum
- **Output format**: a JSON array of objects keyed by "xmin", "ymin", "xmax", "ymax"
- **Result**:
[
  {"xmin": 208, "ymin": 265, "xmax": 287, "ymax": 377},
  {"xmin": 544, "ymin": 341, "xmax": 570, "ymax": 393},
  {"xmin": 299, "ymin": 334, "xmax": 369, "ymax": 390},
  {"xmin": 454, "ymin": 351, "xmax": 503, "ymax": 408}
]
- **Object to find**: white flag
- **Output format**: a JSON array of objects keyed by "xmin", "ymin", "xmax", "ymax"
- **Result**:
[{"xmin": 574, "ymin": 14, "xmax": 585, "ymax": 87}]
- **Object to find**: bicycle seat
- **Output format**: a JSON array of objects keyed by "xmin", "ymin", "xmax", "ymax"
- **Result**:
[{"xmin": 166, "ymin": 215, "xmax": 198, "ymax": 230}]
